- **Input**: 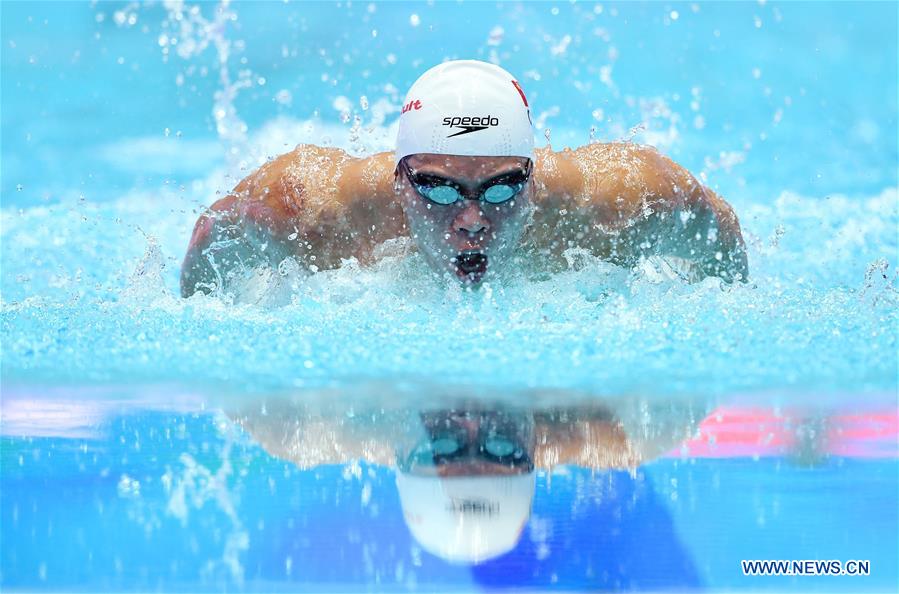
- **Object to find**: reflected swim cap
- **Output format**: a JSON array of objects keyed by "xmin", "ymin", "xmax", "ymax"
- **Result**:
[
  {"xmin": 396, "ymin": 472, "xmax": 536, "ymax": 564},
  {"xmin": 395, "ymin": 60, "xmax": 535, "ymax": 165}
]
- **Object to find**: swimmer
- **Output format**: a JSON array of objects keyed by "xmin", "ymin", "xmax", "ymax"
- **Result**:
[{"xmin": 181, "ymin": 60, "xmax": 748, "ymax": 296}]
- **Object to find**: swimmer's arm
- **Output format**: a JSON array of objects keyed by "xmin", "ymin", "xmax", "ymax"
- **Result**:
[
  {"xmin": 562, "ymin": 143, "xmax": 748, "ymax": 281},
  {"xmin": 531, "ymin": 398, "xmax": 708, "ymax": 470},
  {"xmin": 180, "ymin": 150, "xmax": 314, "ymax": 297},
  {"xmin": 532, "ymin": 410, "xmax": 642, "ymax": 470},
  {"xmin": 227, "ymin": 407, "xmax": 395, "ymax": 469},
  {"xmin": 180, "ymin": 193, "xmax": 294, "ymax": 298},
  {"xmin": 649, "ymin": 181, "xmax": 748, "ymax": 282},
  {"xmin": 181, "ymin": 195, "xmax": 240, "ymax": 297},
  {"xmin": 629, "ymin": 151, "xmax": 749, "ymax": 282},
  {"xmin": 181, "ymin": 146, "xmax": 405, "ymax": 297}
]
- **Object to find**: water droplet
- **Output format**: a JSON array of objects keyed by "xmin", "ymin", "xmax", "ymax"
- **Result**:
[{"xmin": 274, "ymin": 89, "xmax": 293, "ymax": 106}]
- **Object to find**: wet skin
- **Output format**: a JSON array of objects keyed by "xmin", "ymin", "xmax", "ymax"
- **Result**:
[
  {"xmin": 396, "ymin": 154, "xmax": 534, "ymax": 285},
  {"xmin": 230, "ymin": 400, "xmax": 657, "ymax": 472},
  {"xmin": 181, "ymin": 143, "xmax": 749, "ymax": 297}
]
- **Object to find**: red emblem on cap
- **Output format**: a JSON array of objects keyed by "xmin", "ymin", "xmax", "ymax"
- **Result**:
[
  {"xmin": 511, "ymin": 80, "xmax": 528, "ymax": 107},
  {"xmin": 402, "ymin": 99, "xmax": 422, "ymax": 114}
]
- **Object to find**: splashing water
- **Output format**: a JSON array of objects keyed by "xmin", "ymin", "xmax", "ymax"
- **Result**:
[
  {"xmin": 165, "ymin": 418, "xmax": 248, "ymax": 585},
  {"xmin": 157, "ymin": 0, "xmax": 257, "ymax": 175},
  {"xmin": 2, "ymin": 183, "xmax": 896, "ymax": 397},
  {"xmin": 1, "ymin": 2, "xmax": 896, "ymax": 400}
]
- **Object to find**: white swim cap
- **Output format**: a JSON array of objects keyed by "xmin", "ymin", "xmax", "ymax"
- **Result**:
[
  {"xmin": 396, "ymin": 471, "xmax": 536, "ymax": 564},
  {"xmin": 395, "ymin": 60, "xmax": 535, "ymax": 165}
]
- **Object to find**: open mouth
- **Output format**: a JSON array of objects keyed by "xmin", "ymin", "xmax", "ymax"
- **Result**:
[{"xmin": 452, "ymin": 251, "xmax": 488, "ymax": 283}]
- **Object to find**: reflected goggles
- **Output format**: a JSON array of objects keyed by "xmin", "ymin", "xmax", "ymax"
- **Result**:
[
  {"xmin": 399, "ymin": 157, "xmax": 532, "ymax": 206},
  {"xmin": 398, "ymin": 418, "xmax": 534, "ymax": 474}
]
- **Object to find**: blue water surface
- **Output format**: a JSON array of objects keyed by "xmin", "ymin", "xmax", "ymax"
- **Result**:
[{"xmin": 2, "ymin": 406, "xmax": 896, "ymax": 592}]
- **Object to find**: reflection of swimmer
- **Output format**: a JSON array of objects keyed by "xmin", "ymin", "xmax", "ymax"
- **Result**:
[
  {"xmin": 182, "ymin": 60, "xmax": 748, "ymax": 297},
  {"xmin": 230, "ymin": 395, "xmax": 705, "ymax": 565},
  {"xmin": 394, "ymin": 409, "xmax": 537, "ymax": 563},
  {"xmin": 231, "ymin": 401, "xmax": 673, "ymax": 471}
]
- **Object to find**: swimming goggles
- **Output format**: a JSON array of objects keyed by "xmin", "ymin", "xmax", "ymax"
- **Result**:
[
  {"xmin": 399, "ymin": 157, "xmax": 532, "ymax": 206},
  {"xmin": 398, "ymin": 413, "xmax": 534, "ymax": 474}
]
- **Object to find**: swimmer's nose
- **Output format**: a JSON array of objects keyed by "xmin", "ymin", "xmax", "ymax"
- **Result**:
[
  {"xmin": 454, "ymin": 201, "xmax": 490, "ymax": 235},
  {"xmin": 447, "ymin": 414, "xmax": 481, "ymax": 443},
  {"xmin": 457, "ymin": 417, "xmax": 480, "ymax": 440}
]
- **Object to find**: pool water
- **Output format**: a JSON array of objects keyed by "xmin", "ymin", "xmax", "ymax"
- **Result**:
[
  {"xmin": 2, "ymin": 387, "xmax": 896, "ymax": 591},
  {"xmin": 1, "ymin": 1, "xmax": 897, "ymax": 592}
]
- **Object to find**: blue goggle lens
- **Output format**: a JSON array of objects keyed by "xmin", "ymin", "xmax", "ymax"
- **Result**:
[
  {"xmin": 419, "ymin": 181, "xmax": 522, "ymax": 205},
  {"xmin": 423, "ymin": 185, "xmax": 462, "ymax": 205},
  {"xmin": 482, "ymin": 184, "xmax": 517, "ymax": 204}
]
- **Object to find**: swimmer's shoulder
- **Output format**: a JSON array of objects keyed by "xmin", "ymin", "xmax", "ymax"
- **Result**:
[
  {"xmin": 538, "ymin": 142, "xmax": 702, "ymax": 207},
  {"xmin": 234, "ymin": 144, "xmax": 344, "ymax": 201},
  {"xmin": 229, "ymin": 145, "xmax": 392, "ymax": 224},
  {"xmin": 533, "ymin": 143, "xmax": 655, "ymax": 208}
]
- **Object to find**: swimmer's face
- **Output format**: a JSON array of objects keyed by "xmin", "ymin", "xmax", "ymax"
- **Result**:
[
  {"xmin": 395, "ymin": 154, "xmax": 534, "ymax": 285},
  {"xmin": 398, "ymin": 409, "xmax": 536, "ymax": 477}
]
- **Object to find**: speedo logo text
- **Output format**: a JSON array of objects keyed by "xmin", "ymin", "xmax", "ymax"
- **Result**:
[{"xmin": 442, "ymin": 115, "xmax": 500, "ymax": 138}]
